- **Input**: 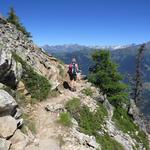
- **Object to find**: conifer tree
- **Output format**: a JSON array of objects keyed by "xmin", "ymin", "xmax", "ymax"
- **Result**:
[
  {"xmin": 89, "ymin": 50, "xmax": 128, "ymax": 106},
  {"xmin": 7, "ymin": 7, "xmax": 32, "ymax": 38}
]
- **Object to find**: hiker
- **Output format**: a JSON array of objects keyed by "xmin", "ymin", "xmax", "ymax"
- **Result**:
[{"xmin": 68, "ymin": 58, "xmax": 79, "ymax": 91}]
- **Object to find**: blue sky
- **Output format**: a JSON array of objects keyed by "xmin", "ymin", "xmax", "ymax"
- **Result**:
[{"xmin": 1, "ymin": 0, "xmax": 150, "ymax": 46}]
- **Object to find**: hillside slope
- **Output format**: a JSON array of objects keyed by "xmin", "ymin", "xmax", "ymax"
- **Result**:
[
  {"xmin": 0, "ymin": 17, "xmax": 149, "ymax": 150},
  {"xmin": 44, "ymin": 43, "xmax": 150, "ymax": 119}
]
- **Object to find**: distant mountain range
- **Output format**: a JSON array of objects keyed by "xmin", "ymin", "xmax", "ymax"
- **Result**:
[
  {"xmin": 42, "ymin": 42, "xmax": 150, "ymax": 118},
  {"xmin": 42, "ymin": 43, "xmax": 135, "ymax": 53},
  {"xmin": 42, "ymin": 42, "xmax": 150, "ymax": 78}
]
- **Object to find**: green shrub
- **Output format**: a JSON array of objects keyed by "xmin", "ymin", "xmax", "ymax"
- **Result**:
[
  {"xmin": 65, "ymin": 98, "xmax": 107, "ymax": 135},
  {"xmin": 78, "ymin": 105, "xmax": 107, "ymax": 135},
  {"xmin": 78, "ymin": 106, "xmax": 96, "ymax": 135},
  {"xmin": 65, "ymin": 97, "xmax": 81, "ymax": 115},
  {"xmin": 12, "ymin": 52, "xmax": 51, "ymax": 101},
  {"xmin": 96, "ymin": 134, "xmax": 125, "ymax": 150},
  {"xmin": 65, "ymin": 98, "xmax": 127, "ymax": 149},
  {"xmin": 112, "ymin": 107, "xmax": 149, "ymax": 149},
  {"xmin": 58, "ymin": 112, "xmax": 72, "ymax": 127},
  {"xmin": 81, "ymin": 87, "xmax": 94, "ymax": 97},
  {"xmin": 22, "ymin": 71, "xmax": 51, "ymax": 100}
]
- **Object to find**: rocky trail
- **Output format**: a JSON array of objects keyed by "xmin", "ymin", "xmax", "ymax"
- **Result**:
[
  {"xmin": 24, "ymin": 80, "xmax": 100, "ymax": 150},
  {"xmin": 0, "ymin": 17, "xmax": 149, "ymax": 150}
]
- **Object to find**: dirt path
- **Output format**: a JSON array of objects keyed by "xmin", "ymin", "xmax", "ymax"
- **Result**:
[{"xmin": 25, "ymin": 81, "xmax": 86, "ymax": 150}]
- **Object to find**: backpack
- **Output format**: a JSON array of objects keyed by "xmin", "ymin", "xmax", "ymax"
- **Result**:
[{"xmin": 69, "ymin": 63, "xmax": 78, "ymax": 75}]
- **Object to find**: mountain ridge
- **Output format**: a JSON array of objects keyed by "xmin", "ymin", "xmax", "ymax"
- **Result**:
[
  {"xmin": 42, "ymin": 43, "xmax": 138, "ymax": 54},
  {"xmin": 43, "ymin": 42, "xmax": 150, "ymax": 119},
  {"xmin": 0, "ymin": 17, "xmax": 149, "ymax": 150}
]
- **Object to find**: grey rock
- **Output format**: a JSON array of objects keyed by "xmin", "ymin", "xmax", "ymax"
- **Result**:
[
  {"xmin": 0, "ymin": 138, "xmax": 11, "ymax": 150},
  {"xmin": 0, "ymin": 90, "xmax": 17, "ymax": 116},
  {"xmin": 0, "ymin": 116, "xmax": 17, "ymax": 138},
  {"xmin": 9, "ymin": 129, "xmax": 29, "ymax": 150},
  {"xmin": 72, "ymin": 128, "xmax": 100, "ymax": 149},
  {"xmin": 128, "ymin": 99, "xmax": 147, "ymax": 133},
  {"xmin": 45, "ymin": 104, "xmax": 64, "ymax": 113}
]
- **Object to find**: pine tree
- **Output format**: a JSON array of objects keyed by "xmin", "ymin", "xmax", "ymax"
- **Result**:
[
  {"xmin": 7, "ymin": 7, "xmax": 32, "ymax": 38},
  {"xmin": 133, "ymin": 44, "xmax": 145, "ymax": 104},
  {"xmin": 89, "ymin": 50, "xmax": 128, "ymax": 106}
]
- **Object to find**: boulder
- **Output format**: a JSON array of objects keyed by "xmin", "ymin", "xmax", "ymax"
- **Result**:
[
  {"xmin": 0, "ymin": 50, "xmax": 17, "ymax": 89},
  {"xmin": 45, "ymin": 104, "xmax": 64, "ymax": 113},
  {"xmin": 128, "ymin": 99, "xmax": 147, "ymax": 132},
  {"xmin": 10, "ymin": 130, "xmax": 29, "ymax": 150},
  {"xmin": 0, "ymin": 138, "xmax": 11, "ymax": 150},
  {"xmin": 72, "ymin": 128, "xmax": 100, "ymax": 149},
  {"xmin": 0, "ymin": 90, "xmax": 17, "ymax": 116},
  {"xmin": 0, "ymin": 116, "xmax": 17, "ymax": 138}
]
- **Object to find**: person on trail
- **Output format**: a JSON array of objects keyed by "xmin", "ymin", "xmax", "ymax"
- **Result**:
[{"xmin": 68, "ymin": 58, "xmax": 79, "ymax": 91}]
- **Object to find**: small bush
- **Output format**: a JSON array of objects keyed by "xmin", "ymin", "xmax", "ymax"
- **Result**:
[
  {"xmin": 23, "ymin": 70, "xmax": 51, "ymax": 100},
  {"xmin": 65, "ymin": 98, "xmax": 107, "ymax": 135},
  {"xmin": 12, "ymin": 52, "xmax": 51, "ymax": 101},
  {"xmin": 58, "ymin": 112, "xmax": 72, "ymax": 127},
  {"xmin": 77, "ymin": 105, "xmax": 107, "ymax": 135},
  {"xmin": 81, "ymin": 87, "xmax": 94, "ymax": 97},
  {"xmin": 96, "ymin": 133, "xmax": 125, "ymax": 150},
  {"xmin": 65, "ymin": 97, "xmax": 81, "ymax": 115}
]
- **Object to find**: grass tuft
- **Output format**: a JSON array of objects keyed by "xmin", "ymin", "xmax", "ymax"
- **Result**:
[
  {"xmin": 81, "ymin": 87, "xmax": 94, "ymax": 97},
  {"xmin": 58, "ymin": 112, "xmax": 72, "ymax": 127},
  {"xmin": 65, "ymin": 97, "xmax": 107, "ymax": 135},
  {"xmin": 96, "ymin": 133, "xmax": 125, "ymax": 150}
]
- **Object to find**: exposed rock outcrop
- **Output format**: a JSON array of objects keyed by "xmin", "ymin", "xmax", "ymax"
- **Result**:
[
  {"xmin": 0, "ymin": 17, "xmax": 66, "ymax": 89},
  {"xmin": 0, "ymin": 17, "xmax": 149, "ymax": 150},
  {"xmin": 0, "ymin": 116, "xmax": 17, "ymax": 138},
  {"xmin": 9, "ymin": 129, "xmax": 29, "ymax": 150},
  {"xmin": 0, "ymin": 138, "xmax": 11, "ymax": 150},
  {"xmin": 129, "ymin": 99, "xmax": 148, "ymax": 133},
  {"xmin": 0, "ymin": 90, "xmax": 17, "ymax": 116}
]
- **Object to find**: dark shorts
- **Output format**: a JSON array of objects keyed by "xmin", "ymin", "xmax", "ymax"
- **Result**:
[{"xmin": 69, "ymin": 73, "xmax": 77, "ymax": 81}]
